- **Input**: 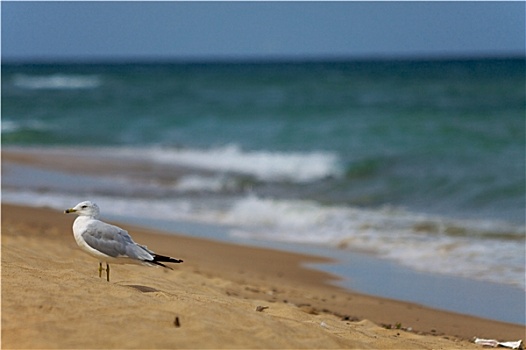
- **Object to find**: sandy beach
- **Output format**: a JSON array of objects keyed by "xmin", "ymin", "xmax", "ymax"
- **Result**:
[{"xmin": 2, "ymin": 202, "xmax": 524, "ymax": 349}]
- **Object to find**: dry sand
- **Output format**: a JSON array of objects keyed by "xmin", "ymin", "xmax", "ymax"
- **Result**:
[{"xmin": 2, "ymin": 203, "xmax": 524, "ymax": 349}]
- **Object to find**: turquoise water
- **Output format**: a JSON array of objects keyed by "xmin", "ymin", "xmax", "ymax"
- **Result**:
[{"xmin": 2, "ymin": 59, "xmax": 525, "ymax": 288}]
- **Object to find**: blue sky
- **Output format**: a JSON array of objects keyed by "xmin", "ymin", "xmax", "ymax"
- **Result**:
[{"xmin": 2, "ymin": 1, "xmax": 525, "ymax": 62}]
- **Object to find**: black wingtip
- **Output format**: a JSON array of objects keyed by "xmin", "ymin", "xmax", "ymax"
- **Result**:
[{"xmin": 153, "ymin": 254, "xmax": 184, "ymax": 265}]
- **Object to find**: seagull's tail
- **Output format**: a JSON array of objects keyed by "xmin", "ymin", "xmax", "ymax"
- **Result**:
[{"xmin": 149, "ymin": 254, "xmax": 184, "ymax": 269}]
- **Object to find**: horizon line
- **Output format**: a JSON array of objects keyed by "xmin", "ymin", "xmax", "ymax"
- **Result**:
[{"xmin": 2, "ymin": 52, "xmax": 525, "ymax": 65}]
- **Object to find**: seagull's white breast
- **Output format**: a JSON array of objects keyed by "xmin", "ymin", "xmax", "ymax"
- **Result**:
[{"xmin": 72, "ymin": 216, "xmax": 112, "ymax": 260}]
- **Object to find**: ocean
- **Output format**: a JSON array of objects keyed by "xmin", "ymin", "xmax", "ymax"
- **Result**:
[{"xmin": 2, "ymin": 59, "xmax": 525, "ymax": 294}]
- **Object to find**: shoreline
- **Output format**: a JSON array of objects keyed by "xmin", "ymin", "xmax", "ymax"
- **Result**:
[
  {"xmin": 3, "ymin": 147, "xmax": 525, "ymax": 325},
  {"xmin": 2, "ymin": 203, "xmax": 525, "ymax": 349},
  {"xmin": 103, "ymin": 211, "xmax": 526, "ymax": 325},
  {"xmin": 2, "ymin": 147, "xmax": 526, "ymax": 347}
]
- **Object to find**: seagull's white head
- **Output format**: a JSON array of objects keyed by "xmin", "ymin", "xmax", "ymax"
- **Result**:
[{"xmin": 65, "ymin": 201, "xmax": 100, "ymax": 219}]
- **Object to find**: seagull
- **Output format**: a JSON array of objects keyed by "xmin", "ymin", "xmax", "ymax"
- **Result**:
[{"xmin": 65, "ymin": 201, "xmax": 183, "ymax": 281}]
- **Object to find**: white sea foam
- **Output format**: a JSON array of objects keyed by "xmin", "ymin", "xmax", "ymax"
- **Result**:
[
  {"xmin": 114, "ymin": 145, "xmax": 342, "ymax": 183},
  {"xmin": 212, "ymin": 196, "xmax": 525, "ymax": 287},
  {"xmin": 5, "ymin": 145, "xmax": 341, "ymax": 184},
  {"xmin": 1, "ymin": 119, "xmax": 51, "ymax": 133},
  {"xmin": 173, "ymin": 175, "xmax": 236, "ymax": 193},
  {"xmin": 1, "ymin": 121, "xmax": 21, "ymax": 133},
  {"xmin": 3, "ymin": 188, "xmax": 524, "ymax": 288},
  {"xmin": 13, "ymin": 74, "xmax": 102, "ymax": 90}
]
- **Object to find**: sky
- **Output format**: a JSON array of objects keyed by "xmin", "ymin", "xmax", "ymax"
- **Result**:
[{"xmin": 2, "ymin": 1, "xmax": 525, "ymax": 62}]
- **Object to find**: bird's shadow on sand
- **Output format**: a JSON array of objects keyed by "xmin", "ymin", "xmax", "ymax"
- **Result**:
[{"xmin": 125, "ymin": 284, "xmax": 160, "ymax": 293}]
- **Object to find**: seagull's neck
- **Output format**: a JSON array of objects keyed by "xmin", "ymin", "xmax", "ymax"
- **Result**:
[
  {"xmin": 76, "ymin": 215, "xmax": 95, "ymax": 220},
  {"xmin": 76, "ymin": 214, "xmax": 98, "ymax": 220}
]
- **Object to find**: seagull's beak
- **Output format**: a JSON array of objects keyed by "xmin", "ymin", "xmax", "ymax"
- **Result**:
[{"xmin": 64, "ymin": 208, "xmax": 76, "ymax": 214}]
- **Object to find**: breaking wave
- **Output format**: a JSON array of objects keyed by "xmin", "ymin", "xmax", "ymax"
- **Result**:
[{"xmin": 113, "ymin": 145, "xmax": 343, "ymax": 183}]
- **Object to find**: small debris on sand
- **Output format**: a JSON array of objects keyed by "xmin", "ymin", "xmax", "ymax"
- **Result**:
[{"xmin": 256, "ymin": 306, "xmax": 269, "ymax": 312}]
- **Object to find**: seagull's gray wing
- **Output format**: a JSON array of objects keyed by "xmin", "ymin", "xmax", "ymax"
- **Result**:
[{"xmin": 81, "ymin": 220, "xmax": 153, "ymax": 261}]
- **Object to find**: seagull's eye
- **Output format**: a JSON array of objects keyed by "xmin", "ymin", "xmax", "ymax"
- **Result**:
[{"xmin": 81, "ymin": 205, "xmax": 88, "ymax": 209}]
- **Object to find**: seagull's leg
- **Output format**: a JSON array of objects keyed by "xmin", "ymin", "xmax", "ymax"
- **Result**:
[
  {"xmin": 106, "ymin": 263, "xmax": 110, "ymax": 282},
  {"xmin": 99, "ymin": 262, "xmax": 103, "ymax": 278}
]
